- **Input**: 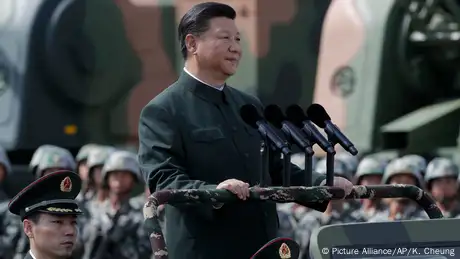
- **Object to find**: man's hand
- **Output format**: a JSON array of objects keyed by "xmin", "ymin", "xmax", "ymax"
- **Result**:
[
  {"xmin": 320, "ymin": 176, "xmax": 353, "ymax": 196},
  {"xmin": 216, "ymin": 179, "xmax": 250, "ymax": 200}
]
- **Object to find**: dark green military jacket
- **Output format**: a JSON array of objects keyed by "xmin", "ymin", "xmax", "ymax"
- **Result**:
[{"xmin": 138, "ymin": 71, "xmax": 327, "ymax": 259}]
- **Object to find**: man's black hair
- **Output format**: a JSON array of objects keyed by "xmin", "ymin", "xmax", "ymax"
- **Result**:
[
  {"xmin": 178, "ymin": 2, "xmax": 236, "ymax": 59},
  {"xmin": 24, "ymin": 213, "xmax": 41, "ymax": 223}
]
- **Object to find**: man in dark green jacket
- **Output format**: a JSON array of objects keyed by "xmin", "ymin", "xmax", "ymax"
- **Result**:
[{"xmin": 138, "ymin": 2, "xmax": 353, "ymax": 259}]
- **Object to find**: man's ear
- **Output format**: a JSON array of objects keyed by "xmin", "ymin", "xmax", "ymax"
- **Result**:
[
  {"xmin": 185, "ymin": 34, "xmax": 198, "ymax": 55},
  {"xmin": 23, "ymin": 220, "xmax": 34, "ymax": 238}
]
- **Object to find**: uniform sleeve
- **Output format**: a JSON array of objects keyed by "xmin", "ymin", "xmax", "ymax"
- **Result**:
[{"xmin": 138, "ymin": 102, "xmax": 217, "ymax": 218}]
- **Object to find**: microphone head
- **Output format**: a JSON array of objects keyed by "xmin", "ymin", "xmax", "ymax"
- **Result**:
[
  {"xmin": 306, "ymin": 103, "xmax": 330, "ymax": 128},
  {"xmin": 285, "ymin": 105, "xmax": 307, "ymax": 126},
  {"xmin": 240, "ymin": 104, "xmax": 263, "ymax": 128},
  {"xmin": 263, "ymin": 104, "xmax": 284, "ymax": 129}
]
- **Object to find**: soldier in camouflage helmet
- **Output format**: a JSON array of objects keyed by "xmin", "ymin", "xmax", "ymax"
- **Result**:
[
  {"xmin": 369, "ymin": 158, "xmax": 427, "ymax": 222},
  {"xmin": 76, "ymin": 144, "xmax": 100, "ymax": 193},
  {"xmin": 425, "ymin": 157, "xmax": 460, "ymax": 217},
  {"xmin": 0, "ymin": 146, "xmax": 21, "ymax": 258},
  {"xmin": 350, "ymin": 156, "xmax": 386, "ymax": 221},
  {"xmin": 401, "ymin": 154, "xmax": 427, "ymax": 176},
  {"xmin": 295, "ymin": 158, "xmax": 364, "ymax": 259},
  {"xmin": 82, "ymin": 150, "xmax": 150, "ymax": 259},
  {"xmin": 84, "ymin": 146, "xmax": 116, "ymax": 217}
]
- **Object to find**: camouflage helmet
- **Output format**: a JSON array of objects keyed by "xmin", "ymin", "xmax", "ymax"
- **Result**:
[
  {"xmin": 76, "ymin": 143, "xmax": 100, "ymax": 163},
  {"xmin": 101, "ymin": 150, "xmax": 142, "ymax": 185},
  {"xmin": 355, "ymin": 156, "xmax": 385, "ymax": 184},
  {"xmin": 29, "ymin": 145, "xmax": 58, "ymax": 173},
  {"xmin": 382, "ymin": 158, "xmax": 424, "ymax": 187},
  {"xmin": 424, "ymin": 157, "xmax": 459, "ymax": 186},
  {"xmin": 315, "ymin": 158, "xmax": 352, "ymax": 180},
  {"xmin": 86, "ymin": 146, "xmax": 116, "ymax": 173},
  {"xmin": 0, "ymin": 145, "xmax": 12, "ymax": 176},
  {"xmin": 401, "ymin": 154, "xmax": 427, "ymax": 174},
  {"xmin": 36, "ymin": 147, "xmax": 76, "ymax": 177},
  {"xmin": 335, "ymin": 152, "xmax": 358, "ymax": 174}
]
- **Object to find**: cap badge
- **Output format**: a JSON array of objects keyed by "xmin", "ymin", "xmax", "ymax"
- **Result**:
[
  {"xmin": 279, "ymin": 243, "xmax": 291, "ymax": 258},
  {"xmin": 60, "ymin": 177, "xmax": 72, "ymax": 192}
]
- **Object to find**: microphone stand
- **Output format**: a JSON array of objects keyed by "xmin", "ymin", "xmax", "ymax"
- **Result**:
[
  {"xmin": 304, "ymin": 147, "xmax": 313, "ymax": 187},
  {"xmin": 325, "ymin": 126, "xmax": 338, "ymax": 186},
  {"xmin": 282, "ymin": 150, "xmax": 291, "ymax": 187},
  {"xmin": 259, "ymin": 137, "xmax": 269, "ymax": 187}
]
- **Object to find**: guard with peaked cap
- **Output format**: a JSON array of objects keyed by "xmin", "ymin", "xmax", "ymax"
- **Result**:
[
  {"xmin": 9, "ymin": 171, "xmax": 83, "ymax": 259},
  {"xmin": 251, "ymin": 237, "xmax": 300, "ymax": 259}
]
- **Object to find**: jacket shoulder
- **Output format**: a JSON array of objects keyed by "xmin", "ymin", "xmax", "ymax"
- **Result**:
[
  {"xmin": 227, "ymin": 86, "xmax": 263, "ymax": 109},
  {"xmin": 142, "ymin": 81, "xmax": 184, "ymax": 115}
]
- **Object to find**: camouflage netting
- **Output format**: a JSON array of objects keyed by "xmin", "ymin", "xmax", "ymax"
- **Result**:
[{"xmin": 143, "ymin": 185, "xmax": 442, "ymax": 259}]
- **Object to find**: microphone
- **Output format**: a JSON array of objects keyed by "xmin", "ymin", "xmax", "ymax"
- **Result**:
[
  {"xmin": 263, "ymin": 105, "xmax": 314, "ymax": 156},
  {"xmin": 240, "ymin": 104, "xmax": 291, "ymax": 155},
  {"xmin": 306, "ymin": 104, "xmax": 358, "ymax": 155},
  {"xmin": 285, "ymin": 105, "xmax": 335, "ymax": 154}
]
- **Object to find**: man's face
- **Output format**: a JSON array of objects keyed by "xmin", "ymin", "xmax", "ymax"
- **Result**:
[
  {"xmin": 431, "ymin": 177, "xmax": 458, "ymax": 199},
  {"xmin": 78, "ymin": 161, "xmax": 89, "ymax": 182},
  {"xmin": 24, "ymin": 214, "xmax": 78, "ymax": 258},
  {"xmin": 108, "ymin": 170, "xmax": 135, "ymax": 194},
  {"xmin": 360, "ymin": 175, "xmax": 382, "ymax": 185},
  {"xmin": 191, "ymin": 17, "xmax": 242, "ymax": 76}
]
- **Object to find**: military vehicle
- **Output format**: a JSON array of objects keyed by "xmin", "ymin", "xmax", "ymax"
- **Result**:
[
  {"xmin": 142, "ymin": 172, "xmax": 445, "ymax": 258},
  {"xmin": 313, "ymin": 0, "xmax": 460, "ymax": 160}
]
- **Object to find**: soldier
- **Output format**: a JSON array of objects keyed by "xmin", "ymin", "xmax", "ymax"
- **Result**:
[
  {"xmin": 84, "ymin": 146, "xmax": 115, "ymax": 217},
  {"xmin": 0, "ymin": 146, "xmax": 22, "ymax": 258},
  {"xmin": 295, "ymin": 159, "xmax": 363, "ymax": 259},
  {"xmin": 368, "ymin": 158, "xmax": 428, "ymax": 222},
  {"xmin": 8, "ymin": 170, "xmax": 83, "ymax": 259},
  {"xmin": 351, "ymin": 156, "xmax": 386, "ymax": 220},
  {"xmin": 76, "ymin": 143, "xmax": 100, "ymax": 202},
  {"xmin": 425, "ymin": 157, "xmax": 460, "ymax": 217},
  {"xmin": 401, "ymin": 154, "xmax": 427, "ymax": 176},
  {"xmin": 82, "ymin": 150, "xmax": 150, "ymax": 259},
  {"xmin": 14, "ymin": 145, "xmax": 79, "ymax": 259}
]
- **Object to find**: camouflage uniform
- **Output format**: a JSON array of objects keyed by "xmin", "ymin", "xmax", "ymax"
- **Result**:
[
  {"xmin": 14, "ymin": 146, "xmax": 82, "ymax": 259},
  {"xmin": 350, "ymin": 156, "xmax": 386, "ymax": 220},
  {"xmin": 368, "ymin": 158, "xmax": 428, "ymax": 222},
  {"xmin": 0, "ymin": 146, "xmax": 22, "ymax": 258},
  {"xmin": 82, "ymin": 150, "xmax": 151, "ymax": 259},
  {"xmin": 295, "ymin": 159, "xmax": 364, "ymax": 259},
  {"xmin": 425, "ymin": 157, "xmax": 460, "ymax": 218}
]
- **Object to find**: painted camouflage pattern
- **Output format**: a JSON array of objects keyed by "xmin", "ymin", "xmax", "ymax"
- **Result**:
[
  {"xmin": 310, "ymin": 218, "xmax": 460, "ymax": 259},
  {"xmin": 143, "ymin": 184, "xmax": 442, "ymax": 258}
]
